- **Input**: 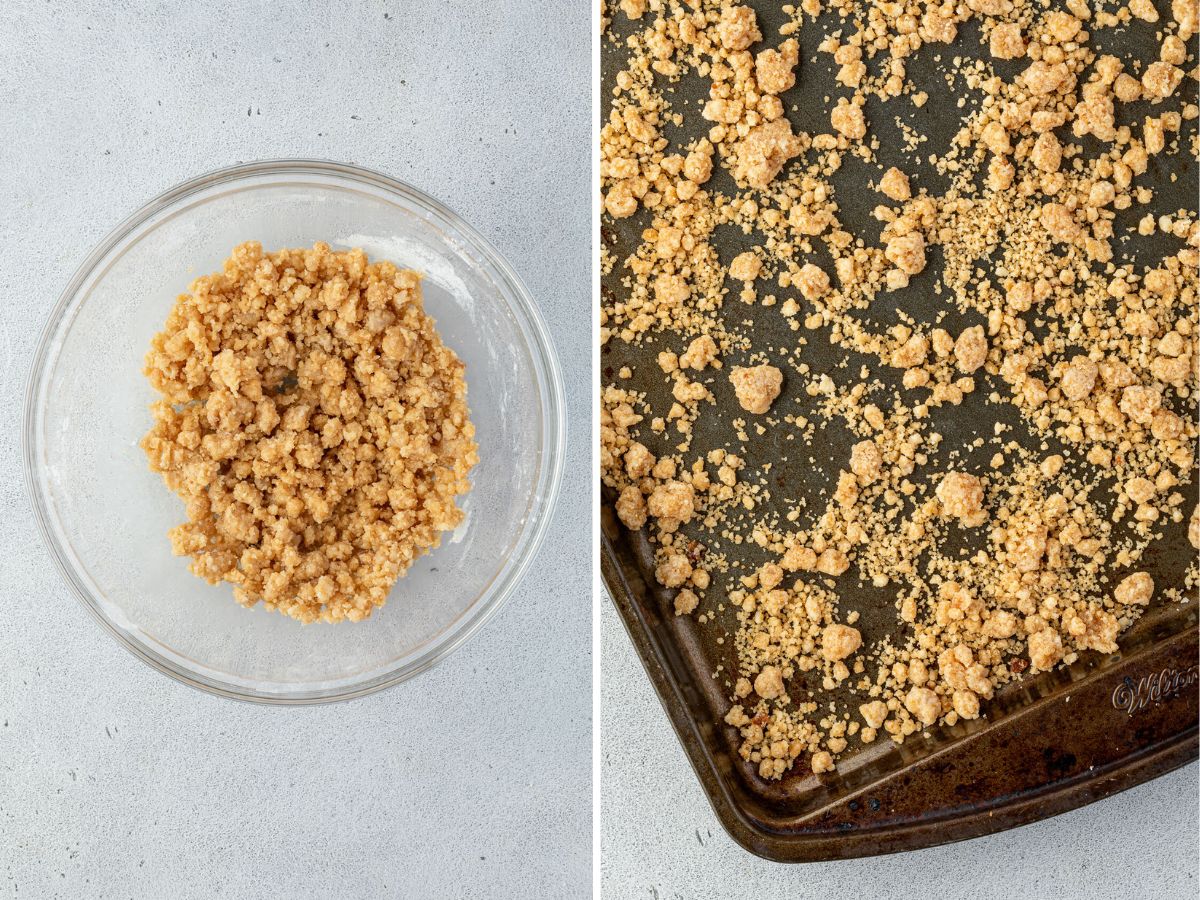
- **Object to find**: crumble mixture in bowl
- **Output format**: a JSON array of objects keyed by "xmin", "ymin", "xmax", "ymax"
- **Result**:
[
  {"xmin": 142, "ymin": 242, "xmax": 479, "ymax": 625},
  {"xmin": 25, "ymin": 161, "xmax": 564, "ymax": 702}
]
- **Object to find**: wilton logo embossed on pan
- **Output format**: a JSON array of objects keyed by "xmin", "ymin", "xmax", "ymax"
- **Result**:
[{"xmin": 1111, "ymin": 665, "xmax": 1200, "ymax": 716}]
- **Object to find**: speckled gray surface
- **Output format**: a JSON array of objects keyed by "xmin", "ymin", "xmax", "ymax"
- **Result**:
[
  {"xmin": 0, "ymin": 2, "xmax": 590, "ymax": 897},
  {"xmin": 602, "ymin": 598, "xmax": 1198, "ymax": 899}
]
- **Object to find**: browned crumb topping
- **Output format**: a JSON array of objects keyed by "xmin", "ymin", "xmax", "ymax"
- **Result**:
[
  {"xmin": 142, "ymin": 242, "xmax": 478, "ymax": 624},
  {"xmin": 602, "ymin": 0, "xmax": 1198, "ymax": 779}
]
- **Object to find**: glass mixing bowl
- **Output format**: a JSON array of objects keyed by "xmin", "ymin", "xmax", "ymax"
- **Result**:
[{"xmin": 23, "ymin": 160, "xmax": 565, "ymax": 703}]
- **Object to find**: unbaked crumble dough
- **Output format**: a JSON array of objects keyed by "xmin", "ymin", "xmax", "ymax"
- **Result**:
[
  {"xmin": 142, "ymin": 242, "xmax": 478, "ymax": 624},
  {"xmin": 601, "ymin": 0, "xmax": 1199, "ymax": 779}
]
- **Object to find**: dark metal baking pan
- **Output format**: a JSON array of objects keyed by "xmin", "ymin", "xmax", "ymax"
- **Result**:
[
  {"xmin": 604, "ymin": 508, "xmax": 1197, "ymax": 860},
  {"xmin": 601, "ymin": 0, "xmax": 1199, "ymax": 862}
]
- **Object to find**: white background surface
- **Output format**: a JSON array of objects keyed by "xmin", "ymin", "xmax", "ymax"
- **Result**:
[
  {"xmin": 0, "ymin": 2, "xmax": 590, "ymax": 898},
  {"xmin": 3, "ymin": 2, "xmax": 1198, "ymax": 898},
  {"xmin": 602, "ymin": 599, "xmax": 1199, "ymax": 899}
]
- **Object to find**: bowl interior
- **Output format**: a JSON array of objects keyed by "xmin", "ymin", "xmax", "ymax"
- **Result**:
[{"xmin": 30, "ymin": 168, "xmax": 554, "ymax": 697}]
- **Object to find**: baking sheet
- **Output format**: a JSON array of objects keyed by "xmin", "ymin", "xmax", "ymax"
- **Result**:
[{"xmin": 600, "ymin": 0, "xmax": 1199, "ymax": 860}]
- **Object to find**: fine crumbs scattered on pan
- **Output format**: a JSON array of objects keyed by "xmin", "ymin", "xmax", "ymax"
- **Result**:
[{"xmin": 600, "ymin": 0, "xmax": 1198, "ymax": 777}]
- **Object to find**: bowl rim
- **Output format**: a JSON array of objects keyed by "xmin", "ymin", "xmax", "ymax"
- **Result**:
[{"xmin": 21, "ymin": 158, "xmax": 566, "ymax": 705}]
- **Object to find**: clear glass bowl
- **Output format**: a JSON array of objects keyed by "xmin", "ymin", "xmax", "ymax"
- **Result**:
[{"xmin": 23, "ymin": 160, "xmax": 565, "ymax": 703}]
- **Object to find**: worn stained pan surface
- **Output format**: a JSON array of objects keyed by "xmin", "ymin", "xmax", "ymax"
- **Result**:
[{"xmin": 601, "ymin": 1, "xmax": 1199, "ymax": 861}]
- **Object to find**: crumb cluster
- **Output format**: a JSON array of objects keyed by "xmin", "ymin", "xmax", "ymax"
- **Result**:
[
  {"xmin": 602, "ymin": 0, "xmax": 1198, "ymax": 779},
  {"xmin": 143, "ymin": 242, "xmax": 478, "ymax": 624}
]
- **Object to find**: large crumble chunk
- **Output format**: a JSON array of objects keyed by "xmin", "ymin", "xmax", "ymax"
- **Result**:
[{"xmin": 730, "ymin": 364, "xmax": 784, "ymax": 413}]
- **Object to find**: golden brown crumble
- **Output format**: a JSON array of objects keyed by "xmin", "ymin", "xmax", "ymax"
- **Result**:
[
  {"xmin": 730, "ymin": 364, "xmax": 784, "ymax": 413},
  {"xmin": 603, "ymin": 0, "xmax": 1198, "ymax": 779},
  {"xmin": 143, "ymin": 242, "xmax": 478, "ymax": 623}
]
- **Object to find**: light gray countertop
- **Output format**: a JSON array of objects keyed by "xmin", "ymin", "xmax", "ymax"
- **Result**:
[
  {"xmin": 602, "ymin": 598, "xmax": 1198, "ymax": 900},
  {"xmin": 0, "ymin": 2, "xmax": 590, "ymax": 898}
]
